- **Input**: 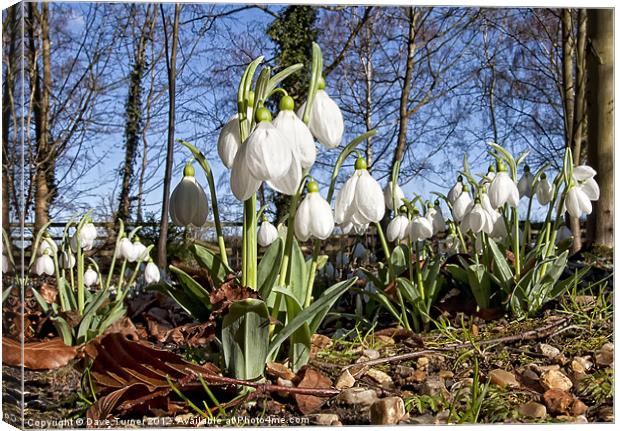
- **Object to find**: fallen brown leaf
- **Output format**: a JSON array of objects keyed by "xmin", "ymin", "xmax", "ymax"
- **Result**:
[
  {"xmin": 2, "ymin": 337, "xmax": 77, "ymax": 370},
  {"xmin": 294, "ymin": 367, "xmax": 333, "ymax": 415}
]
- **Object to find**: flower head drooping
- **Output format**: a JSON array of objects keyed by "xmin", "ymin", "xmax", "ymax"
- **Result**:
[
  {"xmin": 258, "ymin": 218, "xmax": 279, "ymax": 247},
  {"xmin": 383, "ymin": 182, "xmax": 405, "ymax": 210},
  {"xmin": 564, "ymin": 165, "xmax": 600, "ymax": 218},
  {"xmin": 386, "ymin": 206, "xmax": 409, "ymax": 242},
  {"xmin": 144, "ymin": 260, "xmax": 161, "ymax": 284},
  {"xmin": 447, "ymin": 175, "xmax": 464, "ymax": 204},
  {"xmin": 298, "ymin": 77, "xmax": 344, "ymax": 149},
  {"xmin": 426, "ymin": 200, "xmax": 447, "ymax": 234},
  {"xmin": 452, "ymin": 184, "xmax": 472, "ymax": 222},
  {"xmin": 535, "ymin": 173, "xmax": 553, "ymax": 205},
  {"xmin": 335, "ymin": 157, "xmax": 385, "ymax": 225},
  {"xmin": 170, "ymin": 162, "xmax": 209, "ymax": 227},
  {"xmin": 488, "ymin": 161, "xmax": 519, "ymax": 208},
  {"xmin": 409, "ymin": 210, "xmax": 434, "ymax": 242},
  {"xmin": 517, "ymin": 165, "xmax": 535, "ymax": 198},
  {"xmin": 273, "ymin": 95, "xmax": 316, "ymax": 170},
  {"xmin": 217, "ymin": 114, "xmax": 242, "ymax": 169},
  {"xmin": 295, "ymin": 181, "xmax": 335, "ymax": 241},
  {"xmin": 461, "ymin": 198, "xmax": 494, "ymax": 234},
  {"xmin": 34, "ymin": 251, "xmax": 54, "ymax": 276},
  {"xmin": 84, "ymin": 266, "xmax": 98, "ymax": 288}
]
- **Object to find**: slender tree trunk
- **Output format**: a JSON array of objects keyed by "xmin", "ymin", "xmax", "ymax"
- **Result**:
[
  {"xmin": 157, "ymin": 3, "xmax": 181, "ymax": 268},
  {"xmin": 29, "ymin": 2, "xmax": 53, "ymax": 234},
  {"xmin": 117, "ymin": 5, "xmax": 154, "ymax": 224},
  {"xmin": 569, "ymin": 9, "xmax": 587, "ymax": 251},
  {"xmin": 561, "ymin": 9, "xmax": 583, "ymax": 252},
  {"xmin": 390, "ymin": 7, "xmax": 417, "ymax": 174},
  {"xmin": 585, "ymin": 9, "xmax": 613, "ymax": 247},
  {"xmin": 2, "ymin": 6, "xmax": 18, "ymax": 234}
]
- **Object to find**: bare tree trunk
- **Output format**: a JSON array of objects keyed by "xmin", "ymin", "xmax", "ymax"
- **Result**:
[
  {"xmin": 569, "ymin": 9, "xmax": 587, "ymax": 251},
  {"xmin": 29, "ymin": 2, "xmax": 53, "ymax": 233},
  {"xmin": 2, "ymin": 6, "xmax": 18, "ymax": 234},
  {"xmin": 586, "ymin": 9, "xmax": 613, "ymax": 247},
  {"xmin": 390, "ymin": 7, "xmax": 417, "ymax": 173},
  {"xmin": 560, "ymin": 9, "xmax": 583, "ymax": 252},
  {"xmin": 117, "ymin": 5, "xmax": 155, "ymax": 224},
  {"xmin": 157, "ymin": 3, "xmax": 181, "ymax": 268}
]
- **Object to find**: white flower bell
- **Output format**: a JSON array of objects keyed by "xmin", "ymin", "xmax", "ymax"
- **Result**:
[
  {"xmin": 409, "ymin": 212, "xmax": 433, "ymax": 242},
  {"xmin": 273, "ymin": 96, "xmax": 316, "ymax": 169},
  {"xmin": 144, "ymin": 261, "xmax": 161, "ymax": 284},
  {"xmin": 294, "ymin": 181, "xmax": 335, "ymax": 241},
  {"xmin": 34, "ymin": 252, "xmax": 54, "ymax": 276},
  {"xmin": 426, "ymin": 202, "xmax": 446, "ymax": 234},
  {"xmin": 383, "ymin": 181, "xmax": 405, "ymax": 210},
  {"xmin": 84, "ymin": 266, "xmax": 98, "ymax": 287},
  {"xmin": 461, "ymin": 200, "xmax": 494, "ymax": 234},
  {"xmin": 258, "ymin": 219, "xmax": 279, "ymax": 247},
  {"xmin": 536, "ymin": 173, "xmax": 553, "ymax": 205},
  {"xmin": 217, "ymin": 114, "xmax": 242, "ymax": 169},
  {"xmin": 447, "ymin": 176, "xmax": 464, "ymax": 204},
  {"xmin": 517, "ymin": 165, "xmax": 535, "ymax": 198},
  {"xmin": 59, "ymin": 251, "xmax": 76, "ymax": 269},
  {"xmin": 335, "ymin": 157, "xmax": 385, "ymax": 225},
  {"xmin": 452, "ymin": 185, "xmax": 472, "ymax": 222},
  {"xmin": 298, "ymin": 78, "xmax": 344, "ymax": 149},
  {"xmin": 386, "ymin": 213, "xmax": 409, "ymax": 242},
  {"xmin": 170, "ymin": 162, "xmax": 209, "ymax": 227},
  {"xmin": 488, "ymin": 162, "xmax": 519, "ymax": 208}
]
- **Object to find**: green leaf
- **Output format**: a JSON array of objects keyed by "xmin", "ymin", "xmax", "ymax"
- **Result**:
[
  {"xmin": 257, "ymin": 237, "xmax": 284, "ymax": 300},
  {"xmin": 192, "ymin": 244, "xmax": 231, "ymax": 286},
  {"xmin": 222, "ymin": 298, "xmax": 270, "ymax": 380},
  {"xmin": 268, "ymin": 278, "xmax": 356, "ymax": 358}
]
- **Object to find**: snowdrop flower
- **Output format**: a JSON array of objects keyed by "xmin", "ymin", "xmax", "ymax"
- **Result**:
[
  {"xmin": 536, "ymin": 173, "xmax": 554, "ymax": 205},
  {"xmin": 335, "ymin": 157, "xmax": 385, "ymax": 225},
  {"xmin": 170, "ymin": 162, "xmax": 209, "ymax": 227},
  {"xmin": 231, "ymin": 107, "xmax": 293, "ymax": 200},
  {"xmin": 461, "ymin": 200, "xmax": 494, "ymax": 234},
  {"xmin": 517, "ymin": 165, "xmax": 535, "ymax": 198},
  {"xmin": 447, "ymin": 176, "xmax": 463, "ymax": 204},
  {"xmin": 383, "ymin": 181, "xmax": 405, "ymax": 210},
  {"xmin": 386, "ymin": 213, "xmax": 409, "ymax": 242},
  {"xmin": 258, "ymin": 219, "xmax": 279, "ymax": 247},
  {"xmin": 273, "ymin": 95, "xmax": 316, "ymax": 169},
  {"xmin": 452, "ymin": 185, "xmax": 472, "ymax": 222},
  {"xmin": 298, "ymin": 78, "xmax": 344, "ymax": 149},
  {"xmin": 84, "ymin": 266, "xmax": 98, "ymax": 287},
  {"xmin": 34, "ymin": 252, "xmax": 54, "ymax": 276},
  {"xmin": 144, "ymin": 261, "xmax": 161, "ymax": 284},
  {"xmin": 59, "ymin": 251, "xmax": 75, "ymax": 269},
  {"xmin": 488, "ymin": 162, "xmax": 519, "ymax": 208},
  {"xmin": 132, "ymin": 240, "xmax": 148, "ymax": 262},
  {"xmin": 38, "ymin": 235, "xmax": 57, "ymax": 256},
  {"xmin": 409, "ymin": 212, "xmax": 433, "ymax": 242},
  {"xmin": 426, "ymin": 201, "xmax": 446, "ymax": 234},
  {"xmin": 217, "ymin": 114, "xmax": 242, "ymax": 169},
  {"xmin": 294, "ymin": 181, "xmax": 335, "ymax": 241}
]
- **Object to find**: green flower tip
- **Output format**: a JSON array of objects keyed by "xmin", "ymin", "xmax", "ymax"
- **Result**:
[
  {"xmin": 183, "ymin": 162, "xmax": 195, "ymax": 177},
  {"xmin": 318, "ymin": 76, "xmax": 326, "ymax": 90},
  {"xmin": 279, "ymin": 95, "xmax": 295, "ymax": 111},
  {"xmin": 354, "ymin": 157, "xmax": 367, "ymax": 170},
  {"xmin": 307, "ymin": 181, "xmax": 319, "ymax": 193},
  {"xmin": 255, "ymin": 107, "xmax": 272, "ymax": 123}
]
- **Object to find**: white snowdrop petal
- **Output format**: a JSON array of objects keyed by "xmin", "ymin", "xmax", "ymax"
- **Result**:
[{"xmin": 217, "ymin": 115, "xmax": 241, "ymax": 169}]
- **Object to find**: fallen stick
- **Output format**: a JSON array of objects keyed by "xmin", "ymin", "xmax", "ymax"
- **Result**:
[{"xmin": 343, "ymin": 316, "xmax": 571, "ymax": 370}]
